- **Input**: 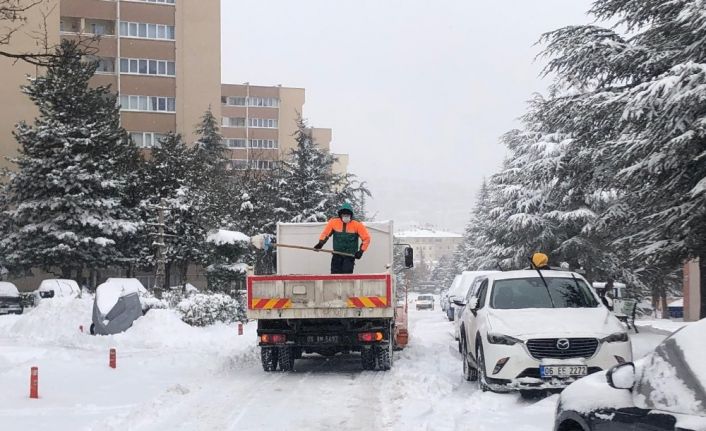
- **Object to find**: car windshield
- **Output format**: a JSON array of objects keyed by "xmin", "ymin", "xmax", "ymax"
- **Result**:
[
  {"xmin": 418, "ymin": 295, "xmax": 433, "ymax": 301},
  {"xmin": 490, "ymin": 277, "xmax": 598, "ymax": 309}
]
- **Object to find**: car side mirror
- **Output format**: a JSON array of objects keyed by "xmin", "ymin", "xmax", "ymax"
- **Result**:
[
  {"xmin": 606, "ymin": 362, "xmax": 635, "ymax": 390},
  {"xmin": 404, "ymin": 247, "xmax": 414, "ymax": 268},
  {"xmin": 452, "ymin": 299, "xmax": 466, "ymax": 307}
]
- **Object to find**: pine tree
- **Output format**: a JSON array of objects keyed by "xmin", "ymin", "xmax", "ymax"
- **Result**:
[{"xmin": 0, "ymin": 40, "xmax": 140, "ymax": 278}]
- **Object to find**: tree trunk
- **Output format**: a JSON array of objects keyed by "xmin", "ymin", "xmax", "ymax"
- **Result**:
[
  {"xmin": 660, "ymin": 286, "xmax": 669, "ymax": 319},
  {"xmin": 699, "ymin": 255, "xmax": 706, "ymax": 319},
  {"xmin": 164, "ymin": 262, "xmax": 171, "ymax": 290},
  {"xmin": 180, "ymin": 261, "xmax": 189, "ymax": 295}
]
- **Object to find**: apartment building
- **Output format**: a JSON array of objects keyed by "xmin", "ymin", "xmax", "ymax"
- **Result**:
[
  {"xmin": 220, "ymin": 83, "xmax": 348, "ymax": 173},
  {"xmin": 0, "ymin": 0, "xmax": 221, "ymax": 171},
  {"xmin": 395, "ymin": 228, "xmax": 463, "ymax": 266}
]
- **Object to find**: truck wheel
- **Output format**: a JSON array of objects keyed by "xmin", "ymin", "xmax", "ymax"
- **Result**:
[
  {"xmin": 361, "ymin": 347, "xmax": 375, "ymax": 370},
  {"xmin": 261, "ymin": 347, "xmax": 279, "ymax": 372},
  {"xmin": 375, "ymin": 343, "xmax": 392, "ymax": 371},
  {"xmin": 278, "ymin": 346, "xmax": 294, "ymax": 372}
]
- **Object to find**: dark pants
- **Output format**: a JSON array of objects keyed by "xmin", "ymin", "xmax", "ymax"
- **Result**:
[{"xmin": 331, "ymin": 254, "xmax": 355, "ymax": 274}]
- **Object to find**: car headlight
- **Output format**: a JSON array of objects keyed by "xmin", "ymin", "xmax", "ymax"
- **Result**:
[
  {"xmin": 601, "ymin": 332, "xmax": 629, "ymax": 343},
  {"xmin": 487, "ymin": 333, "xmax": 523, "ymax": 346}
]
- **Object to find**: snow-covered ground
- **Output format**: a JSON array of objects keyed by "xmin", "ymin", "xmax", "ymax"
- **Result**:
[{"xmin": 0, "ymin": 297, "xmax": 667, "ymax": 431}]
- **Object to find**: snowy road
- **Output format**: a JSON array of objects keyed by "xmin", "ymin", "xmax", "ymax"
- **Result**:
[{"xmin": 0, "ymin": 299, "xmax": 666, "ymax": 431}]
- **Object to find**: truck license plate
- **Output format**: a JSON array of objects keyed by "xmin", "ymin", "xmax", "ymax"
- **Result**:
[
  {"xmin": 540, "ymin": 365, "xmax": 587, "ymax": 378},
  {"xmin": 306, "ymin": 335, "xmax": 339, "ymax": 344}
]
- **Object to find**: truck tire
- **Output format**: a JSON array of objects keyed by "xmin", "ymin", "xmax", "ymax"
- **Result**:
[
  {"xmin": 278, "ymin": 346, "xmax": 294, "ymax": 372},
  {"xmin": 361, "ymin": 347, "xmax": 375, "ymax": 370},
  {"xmin": 261, "ymin": 347, "xmax": 278, "ymax": 372},
  {"xmin": 375, "ymin": 343, "xmax": 392, "ymax": 371}
]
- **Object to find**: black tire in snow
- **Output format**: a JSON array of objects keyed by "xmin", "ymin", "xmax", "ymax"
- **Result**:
[
  {"xmin": 375, "ymin": 343, "xmax": 392, "ymax": 371},
  {"xmin": 361, "ymin": 347, "xmax": 376, "ymax": 370},
  {"xmin": 261, "ymin": 347, "xmax": 279, "ymax": 372},
  {"xmin": 476, "ymin": 341, "xmax": 490, "ymax": 392},
  {"xmin": 462, "ymin": 338, "xmax": 478, "ymax": 382},
  {"xmin": 278, "ymin": 346, "xmax": 294, "ymax": 372}
]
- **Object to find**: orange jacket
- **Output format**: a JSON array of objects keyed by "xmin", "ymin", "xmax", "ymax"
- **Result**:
[{"xmin": 319, "ymin": 218, "xmax": 371, "ymax": 253}]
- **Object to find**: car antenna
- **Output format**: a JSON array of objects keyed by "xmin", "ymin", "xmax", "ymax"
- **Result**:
[
  {"xmin": 528, "ymin": 254, "xmax": 555, "ymax": 308},
  {"xmin": 496, "ymin": 261, "xmax": 504, "ymax": 272}
]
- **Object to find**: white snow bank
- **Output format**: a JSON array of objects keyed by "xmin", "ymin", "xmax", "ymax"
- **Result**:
[
  {"xmin": 560, "ymin": 370, "xmax": 634, "ymax": 413},
  {"xmin": 636, "ymin": 319, "xmax": 690, "ymax": 334},
  {"xmin": 668, "ymin": 298, "xmax": 683, "ymax": 307},
  {"xmin": 0, "ymin": 281, "xmax": 19, "ymax": 297},
  {"xmin": 206, "ymin": 229, "xmax": 250, "ymax": 245},
  {"xmin": 96, "ymin": 278, "xmax": 146, "ymax": 314},
  {"xmin": 1, "ymin": 297, "xmax": 93, "ymax": 342}
]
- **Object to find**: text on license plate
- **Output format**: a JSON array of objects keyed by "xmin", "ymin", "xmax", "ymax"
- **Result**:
[
  {"xmin": 306, "ymin": 335, "xmax": 339, "ymax": 344},
  {"xmin": 540, "ymin": 365, "xmax": 587, "ymax": 378}
]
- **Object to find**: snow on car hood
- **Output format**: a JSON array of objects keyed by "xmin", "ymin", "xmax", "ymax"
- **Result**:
[
  {"xmin": 487, "ymin": 307, "xmax": 624, "ymax": 338},
  {"xmin": 560, "ymin": 369, "xmax": 634, "ymax": 414}
]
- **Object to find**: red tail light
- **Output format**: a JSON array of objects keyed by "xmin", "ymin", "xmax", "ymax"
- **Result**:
[
  {"xmin": 261, "ymin": 334, "xmax": 286, "ymax": 344},
  {"xmin": 358, "ymin": 332, "xmax": 384, "ymax": 342}
]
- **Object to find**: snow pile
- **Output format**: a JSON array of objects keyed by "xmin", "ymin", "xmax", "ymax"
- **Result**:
[
  {"xmin": 175, "ymin": 293, "xmax": 244, "ymax": 326},
  {"xmin": 636, "ymin": 319, "xmax": 690, "ymax": 334},
  {"xmin": 0, "ymin": 281, "xmax": 19, "ymax": 297},
  {"xmin": 0, "ymin": 297, "xmax": 93, "ymax": 343},
  {"xmin": 206, "ymin": 229, "xmax": 250, "ymax": 245}
]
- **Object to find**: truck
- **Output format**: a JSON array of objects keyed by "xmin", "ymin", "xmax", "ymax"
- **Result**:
[{"xmin": 247, "ymin": 221, "xmax": 412, "ymax": 372}]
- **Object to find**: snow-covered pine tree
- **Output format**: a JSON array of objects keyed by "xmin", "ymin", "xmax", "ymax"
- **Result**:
[
  {"xmin": 276, "ymin": 117, "xmax": 343, "ymax": 223},
  {"xmin": 541, "ymin": 0, "xmax": 706, "ymax": 316},
  {"xmin": 141, "ymin": 132, "xmax": 208, "ymax": 286},
  {"xmin": 0, "ymin": 40, "xmax": 140, "ymax": 278}
]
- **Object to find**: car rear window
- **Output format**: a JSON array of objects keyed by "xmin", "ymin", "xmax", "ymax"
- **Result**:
[
  {"xmin": 418, "ymin": 295, "xmax": 433, "ymax": 301},
  {"xmin": 490, "ymin": 277, "xmax": 598, "ymax": 309}
]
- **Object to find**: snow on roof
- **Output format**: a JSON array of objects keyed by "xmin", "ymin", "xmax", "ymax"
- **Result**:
[
  {"xmin": 395, "ymin": 228, "xmax": 462, "ymax": 238},
  {"xmin": 96, "ymin": 278, "xmax": 146, "ymax": 314},
  {"xmin": 0, "ymin": 282, "xmax": 19, "ymax": 297},
  {"xmin": 206, "ymin": 229, "xmax": 250, "ymax": 245},
  {"xmin": 669, "ymin": 298, "xmax": 683, "ymax": 307}
]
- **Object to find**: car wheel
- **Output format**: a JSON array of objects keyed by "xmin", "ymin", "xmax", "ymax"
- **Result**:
[
  {"xmin": 476, "ymin": 341, "xmax": 489, "ymax": 392},
  {"xmin": 261, "ymin": 347, "xmax": 279, "ymax": 372},
  {"xmin": 462, "ymin": 338, "xmax": 478, "ymax": 382},
  {"xmin": 557, "ymin": 420, "xmax": 587, "ymax": 431},
  {"xmin": 375, "ymin": 343, "xmax": 392, "ymax": 371}
]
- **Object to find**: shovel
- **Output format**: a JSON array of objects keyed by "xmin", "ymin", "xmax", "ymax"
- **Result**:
[{"xmin": 250, "ymin": 234, "xmax": 355, "ymax": 258}]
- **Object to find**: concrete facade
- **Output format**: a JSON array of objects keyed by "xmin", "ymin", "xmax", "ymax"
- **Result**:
[
  {"xmin": 0, "ymin": 0, "xmax": 221, "ymax": 164},
  {"xmin": 683, "ymin": 259, "xmax": 701, "ymax": 322}
]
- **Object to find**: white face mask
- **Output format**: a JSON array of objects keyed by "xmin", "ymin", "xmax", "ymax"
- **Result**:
[{"xmin": 342, "ymin": 215, "xmax": 352, "ymax": 223}]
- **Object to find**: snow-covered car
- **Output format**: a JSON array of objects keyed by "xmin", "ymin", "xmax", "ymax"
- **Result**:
[
  {"xmin": 445, "ymin": 275, "xmax": 462, "ymax": 320},
  {"xmin": 457, "ymin": 270, "xmax": 632, "ymax": 392},
  {"xmin": 34, "ymin": 279, "xmax": 80, "ymax": 302},
  {"xmin": 416, "ymin": 294, "xmax": 434, "ymax": 310},
  {"xmin": 440, "ymin": 290, "xmax": 450, "ymax": 312},
  {"xmin": 91, "ymin": 278, "xmax": 147, "ymax": 335},
  {"xmin": 554, "ymin": 319, "xmax": 706, "ymax": 431},
  {"xmin": 0, "ymin": 281, "xmax": 24, "ymax": 315}
]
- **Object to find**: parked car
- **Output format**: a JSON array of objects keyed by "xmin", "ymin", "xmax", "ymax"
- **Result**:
[
  {"xmin": 91, "ymin": 278, "xmax": 147, "ymax": 335},
  {"xmin": 416, "ymin": 294, "xmax": 435, "ymax": 311},
  {"xmin": 0, "ymin": 281, "xmax": 24, "ymax": 315},
  {"xmin": 445, "ymin": 275, "xmax": 462, "ymax": 320},
  {"xmin": 34, "ymin": 279, "xmax": 80, "ymax": 302},
  {"xmin": 554, "ymin": 318, "xmax": 706, "ymax": 431},
  {"xmin": 453, "ymin": 271, "xmax": 497, "ymax": 343},
  {"xmin": 457, "ymin": 269, "xmax": 632, "ymax": 393}
]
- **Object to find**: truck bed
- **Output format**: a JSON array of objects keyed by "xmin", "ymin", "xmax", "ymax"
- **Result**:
[{"xmin": 247, "ymin": 274, "xmax": 393, "ymax": 320}]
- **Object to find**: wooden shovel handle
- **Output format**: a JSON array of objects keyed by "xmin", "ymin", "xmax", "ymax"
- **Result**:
[{"xmin": 274, "ymin": 243, "xmax": 356, "ymax": 258}]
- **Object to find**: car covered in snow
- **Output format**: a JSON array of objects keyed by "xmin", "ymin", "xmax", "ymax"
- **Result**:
[
  {"xmin": 554, "ymin": 319, "xmax": 706, "ymax": 431},
  {"xmin": 457, "ymin": 270, "xmax": 632, "ymax": 393},
  {"xmin": 34, "ymin": 279, "xmax": 81, "ymax": 302},
  {"xmin": 0, "ymin": 281, "xmax": 24, "ymax": 315},
  {"xmin": 91, "ymin": 278, "xmax": 147, "ymax": 335},
  {"xmin": 415, "ymin": 294, "xmax": 435, "ymax": 310},
  {"xmin": 454, "ymin": 271, "xmax": 497, "ymax": 343},
  {"xmin": 444, "ymin": 275, "xmax": 462, "ymax": 320},
  {"xmin": 448, "ymin": 271, "xmax": 497, "ymax": 324}
]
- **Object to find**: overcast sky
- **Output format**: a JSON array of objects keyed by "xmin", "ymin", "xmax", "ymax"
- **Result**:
[{"xmin": 221, "ymin": 0, "xmax": 595, "ymax": 232}]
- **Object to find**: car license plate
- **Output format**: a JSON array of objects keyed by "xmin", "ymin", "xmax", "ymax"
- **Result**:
[
  {"xmin": 306, "ymin": 335, "xmax": 339, "ymax": 344},
  {"xmin": 540, "ymin": 365, "xmax": 587, "ymax": 378}
]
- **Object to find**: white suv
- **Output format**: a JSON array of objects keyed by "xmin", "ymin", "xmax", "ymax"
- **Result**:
[{"xmin": 456, "ymin": 270, "xmax": 632, "ymax": 392}]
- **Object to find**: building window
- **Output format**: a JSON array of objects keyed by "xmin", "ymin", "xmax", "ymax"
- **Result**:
[
  {"xmin": 60, "ymin": 17, "xmax": 81, "ymax": 33},
  {"xmin": 248, "ymin": 97, "xmax": 279, "ymax": 107},
  {"xmin": 92, "ymin": 57, "xmax": 115, "ymax": 73},
  {"xmin": 225, "ymin": 139, "xmax": 247, "ymax": 148},
  {"xmin": 130, "ymin": 132, "xmax": 167, "ymax": 148},
  {"xmin": 120, "ymin": 95, "xmax": 176, "ymax": 113},
  {"xmin": 249, "ymin": 139, "xmax": 278, "ymax": 149},
  {"xmin": 119, "ymin": 21, "xmax": 175, "ymax": 40},
  {"xmin": 222, "ymin": 117, "xmax": 246, "ymax": 128},
  {"xmin": 132, "ymin": 0, "xmax": 176, "ymax": 4},
  {"xmin": 85, "ymin": 19, "xmax": 115, "ymax": 36},
  {"xmin": 227, "ymin": 159, "xmax": 277, "ymax": 170},
  {"xmin": 119, "ymin": 57, "xmax": 175, "ymax": 77},
  {"xmin": 222, "ymin": 96, "xmax": 247, "ymax": 106},
  {"xmin": 248, "ymin": 118, "xmax": 278, "ymax": 128}
]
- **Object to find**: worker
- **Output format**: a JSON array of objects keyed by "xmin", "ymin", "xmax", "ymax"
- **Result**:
[{"xmin": 314, "ymin": 203, "xmax": 371, "ymax": 274}]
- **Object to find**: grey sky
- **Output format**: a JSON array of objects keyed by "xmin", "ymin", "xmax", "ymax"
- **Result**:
[{"xmin": 221, "ymin": 0, "xmax": 594, "ymax": 232}]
